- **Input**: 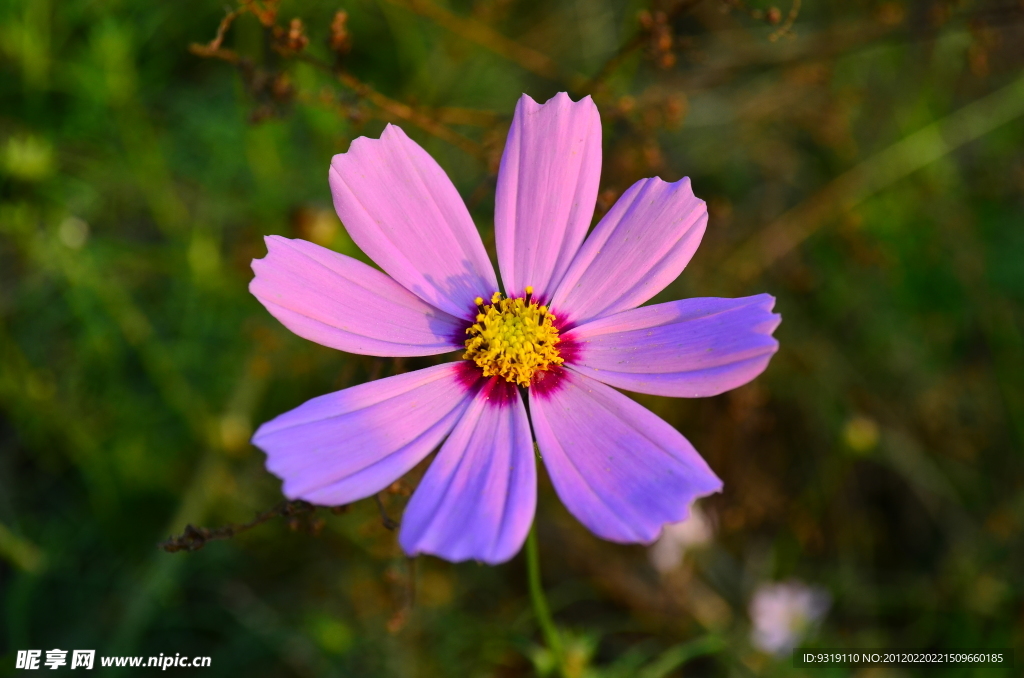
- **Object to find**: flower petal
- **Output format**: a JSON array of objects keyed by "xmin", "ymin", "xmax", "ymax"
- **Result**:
[
  {"xmin": 251, "ymin": 236, "xmax": 465, "ymax": 356},
  {"xmin": 495, "ymin": 93, "xmax": 602, "ymax": 298},
  {"xmin": 550, "ymin": 177, "xmax": 707, "ymax": 326},
  {"xmin": 399, "ymin": 378, "xmax": 534, "ymax": 564},
  {"xmin": 253, "ymin": 363, "xmax": 476, "ymax": 505},
  {"xmin": 329, "ymin": 124, "xmax": 498, "ymax": 318},
  {"xmin": 529, "ymin": 368, "xmax": 722, "ymax": 543},
  {"xmin": 565, "ymin": 295, "xmax": 780, "ymax": 397}
]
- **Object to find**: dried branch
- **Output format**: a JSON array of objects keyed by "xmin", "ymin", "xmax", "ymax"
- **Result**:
[
  {"xmin": 159, "ymin": 500, "xmax": 345, "ymax": 552},
  {"xmin": 338, "ymin": 71, "xmax": 485, "ymax": 157},
  {"xmin": 189, "ymin": 6, "xmax": 246, "ymax": 57},
  {"xmin": 285, "ymin": 51, "xmax": 486, "ymax": 158},
  {"xmin": 189, "ymin": 0, "xmax": 280, "ymax": 57},
  {"xmin": 188, "ymin": 43, "xmax": 241, "ymax": 64},
  {"xmin": 375, "ymin": 494, "xmax": 399, "ymax": 531},
  {"xmin": 581, "ymin": 33, "xmax": 646, "ymax": 95},
  {"xmin": 768, "ymin": 0, "xmax": 802, "ymax": 42},
  {"xmin": 241, "ymin": 0, "xmax": 279, "ymax": 27},
  {"xmin": 581, "ymin": 0, "xmax": 705, "ymax": 95},
  {"xmin": 190, "ymin": 1, "xmax": 487, "ymax": 159},
  {"xmin": 380, "ymin": 0, "xmax": 579, "ymax": 87}
]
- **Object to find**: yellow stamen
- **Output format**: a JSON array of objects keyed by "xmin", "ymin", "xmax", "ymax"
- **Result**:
[{"xmin": 463, "ymin": 290, "xmax": 563, "ymax": 387}]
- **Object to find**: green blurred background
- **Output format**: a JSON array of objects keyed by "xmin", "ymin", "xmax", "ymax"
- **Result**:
[{"xmin": 2, "ymin": 0, "xmax": 1023, "ymax": 675}]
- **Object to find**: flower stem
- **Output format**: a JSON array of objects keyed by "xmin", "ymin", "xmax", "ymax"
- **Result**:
[{"xmin": 526, "ymin": 523, "xmax": 566, "ymax": 676}]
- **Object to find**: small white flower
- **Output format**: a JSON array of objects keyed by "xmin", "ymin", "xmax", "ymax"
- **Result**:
[
  {"xmin": 749, "ymin": 580, "xmax": 830, "ymax": 655},
  {"xmin": 648, "ymin": 504, "xmax": 713, "ymax": 574}
]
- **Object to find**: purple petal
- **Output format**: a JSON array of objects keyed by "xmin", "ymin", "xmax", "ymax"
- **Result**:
[
  {"xmin": 399, "ymin": 378, "xmax": 534, "ymax": 564},
  {"xmin": 550, "ymin": 177, "xmax": 707, "ymax": 326},
  {"xmin": 253, "ymin": 363, "xmax": 476, "ymax": 505},
  {"xmin": 495, "ymin": 93, "xmax": 602, "ymax": 298},
  {"xmin": 564, "ymin": 295, "xmax": 780, "ymax": 397},
  {"xmin": 529, "ymin": 368, "xmax": 722, "ymax": 543},
  {"xmin": 329, "ymin": 125, "xmax": 498, "ymax": 318},
  {"xmin": 251, "ymin": 236, "xmax": 465, "ymax": 356}
]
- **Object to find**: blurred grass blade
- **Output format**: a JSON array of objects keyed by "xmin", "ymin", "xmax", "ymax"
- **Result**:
[
  {"xmin": 637, "ymin": 634, "xmax": 726, "ymax": 678},
  {"xmin": 728, "ymin": 73, "xmax": 1024, "ymax": 282},
  {"xmin": 0, "ymin": 521, "xmax": 46, "ymax": 573}
]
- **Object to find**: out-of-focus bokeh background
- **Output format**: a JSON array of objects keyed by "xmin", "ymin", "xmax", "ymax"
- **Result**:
[{"xmin": 2, "ymin": 0, "xmax": 1023, "ymax": 675}]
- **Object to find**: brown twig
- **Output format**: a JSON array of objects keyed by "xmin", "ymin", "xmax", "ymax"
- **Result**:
[
  {"xmin": 380, "ymin": 0, "xmax": 579, "ymax": 87},
  {"xmin": 375, "ymin": 494, "xmax": 400, "ymax": 531},
  {"xmin": 188, "ymin": 43, "xmax": 241, "ymax": 63},
  {"xmin": 189, "ymin": 7, "xmax": 245, "ymax": 57},
  {"xmin": 580, "ymin": 32, "xmax": 647, "ymax": 95},
  {"xmin": 159, "ymin": 500, "xmax": 344, "ymax": 552},
  {"xmin": 284, "ymin": 50, "xmax": 486, "ymax": 158},
  {"xmin": 768, "ymin": 0, "xmax": 802, "ymax": 42},
  {"xmin": 189, "ymin": 0, "xmax": 280, "ymax": 57},
  {"xmin": 580, "ymin": 0, "xmax": 705, "ymax": 95},
  {"xmin": 190, "ymin": 2, "xmax": 486, "ymax": 158},
  {"xmin": 336, "ymin": 70, "xmax": 485, "ymax": 158},
  {"xmin": 240, "ymin": 0, "xmax": 280, "ymax": 27}
]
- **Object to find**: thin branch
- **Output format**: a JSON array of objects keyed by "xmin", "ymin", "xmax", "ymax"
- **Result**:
[
  {"xmin": 580, "ymin": 0, "xmax": 705, "ymax": 95},
  {"xmin": 335, "ymin": 69, "xmax": 485, "ymax": 158},
  {"xmin": 160, "ymin": 500, "xmax": 344, "ymax": 552},
  {"xmin": 380, "ymin": 0, "xmax": 580, "ymax": 87},
  {"xmin": 285, "ymin": 50, "xmax": 485, "ymax": 158},
  {"xmin": 580, "ymin": 32, "xmax": 647, "ymax": 95},
  {"xmin": 375, "ymin": 494, "xmax": 399, "ymax": 531},
  {"xmin": 430, "ymin": 106, "xmax": 501, "ymax": 127},
  {"xmin": 768, "ymin": 0, "xmax": 801, "ymax": 42},
  {"xmin": 190, "ymin": 3, "xmax": 485, "ymax": 159},
  {"xmin": 189, "ymin": 0, "xmax": 279, "ymax": 58},
  {"xmin": 189, "ymin": 6, "xmax": 246, "ymax": 57},
  {"xmin": 188, "ymin": 43, "xmax": 241, "ymax": 63}
]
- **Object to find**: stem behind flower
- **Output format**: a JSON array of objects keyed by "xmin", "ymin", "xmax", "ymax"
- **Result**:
[{"xmin": 526, "ymin": 523, "xmax": 567, "ymax": 677}]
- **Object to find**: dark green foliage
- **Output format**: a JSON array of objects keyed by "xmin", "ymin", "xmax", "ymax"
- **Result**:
[{"xmin": 1, "ymin": 0, "xmax": 1022, "ymax": 675}]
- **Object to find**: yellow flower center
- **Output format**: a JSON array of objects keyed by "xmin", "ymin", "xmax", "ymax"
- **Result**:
[{"xmin": 463, "ymin": 287, "xmax": 563, "ymax": 387}]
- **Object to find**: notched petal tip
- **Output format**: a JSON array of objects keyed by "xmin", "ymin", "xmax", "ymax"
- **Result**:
[
  {"xmin": 398, "ymin": 381, "xmax": 535, "ymax": 564},
  {"xmin": 331, "ymin": 123, "xmax": 404, "ymax": 159},
  {"xmin": 254, "ymin": 363, "xmax": 474, "ymax": 506},
  {"xmin": 529, "ymin": 90, "xmax": 596, "ymax": 107},
  {"xmin": 551, "ymin": 175, "xmax": 708, "ymax": 325},
  {"xmin": 746, "ymin": 293, "xmax": 783, "ymax": 337},
  {"xmin": 248, "ymin": 235, "xmax": 466, "ymax": 357},
  {"xmin": 327, "ymin": 119, "xmax": 498, "ymax": 317},
  {"xmin": 250, "ymin": 234, "xmax": 280, "ymax": 271},
  {"xmin": 496, "ymin": 90, "xmax": 603, "ymax": 301},
  {"xmin": 565, "ymin": 295, "xmax": 782, "ymax": 398},
  {"xmin": 515, "ymin": 90, "xmax": 592, "ymax": 110},
  {"xmin": 531, "ymin": 369, "xmax": 722, "ymax": 544}
]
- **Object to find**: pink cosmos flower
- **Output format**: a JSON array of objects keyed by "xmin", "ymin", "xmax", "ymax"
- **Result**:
[{"xmin": 250, "ymin": 92, "xmax": 780, "ymax": 565}]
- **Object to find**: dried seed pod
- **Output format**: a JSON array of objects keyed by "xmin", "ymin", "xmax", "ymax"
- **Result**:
[
  {"xmin": 286, "ymin": 18, "xmax": 309, "ymax": 51},
  {"xmin": 330, "ymin": 10, "xmax": 352, "ymax": 54}
]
